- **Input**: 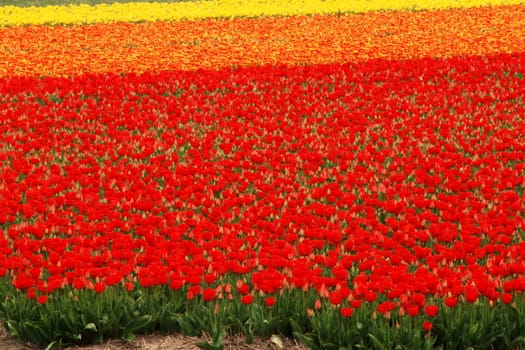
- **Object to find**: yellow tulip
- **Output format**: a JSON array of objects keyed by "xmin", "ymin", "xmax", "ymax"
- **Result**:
[{"xmin": 1, "ymin": 0, "xmax": 524, "ymax": 26}]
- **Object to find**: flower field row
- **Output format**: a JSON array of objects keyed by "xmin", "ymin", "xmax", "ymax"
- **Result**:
[
  {"xmin": 1, "ymin": 49, "xmax": 525, "ymax": 347},
  {"xmin": 1, "ymin": 0, "xmax": 524, "ymax": 26},
  {"xmin": 1, "ymin": 5, "xmax": 525, "ymax": 78}
]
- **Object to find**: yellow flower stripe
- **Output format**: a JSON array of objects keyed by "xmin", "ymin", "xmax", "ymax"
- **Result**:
[
  {"xmin": 1, "ymin": 5, "xmax": 524, "ymax": 78},
  {"xmin": 1, "ymin": 0, "xmax": 525, "ymax": 26}
]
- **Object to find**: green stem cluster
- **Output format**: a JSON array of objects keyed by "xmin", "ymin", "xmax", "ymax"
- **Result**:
[{"xmin": 1, "ymin": 278, "xmax": 525, "ymax": 349}]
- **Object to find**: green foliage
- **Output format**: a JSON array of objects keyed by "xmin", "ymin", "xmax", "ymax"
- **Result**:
[
  {"xmin": 2, "ymin": 278, "xmax": 525, "ymax": 350},
  {"xmin": 0, "ymin": 280, "xmax": 185, "ymax": 347},
  {"xmin": 294, "ymin": 304, "xmax": 439, "ymax": 350},
  {"xmin": 433, "ymin": 300, "xmax": 525, "ymax": 350}
]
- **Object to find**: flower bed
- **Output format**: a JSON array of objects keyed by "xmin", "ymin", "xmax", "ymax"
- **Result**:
[{"xmin": 1, "ymin": 1, "xmax": 525, "ymax": 349}]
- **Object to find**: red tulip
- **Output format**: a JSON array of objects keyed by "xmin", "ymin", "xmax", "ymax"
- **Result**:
[
  {"xmin": 340, "ymin": 307, "xmax": 353, "ymax": 318},
  {"xmin": 37, "ymin": 295, "xmax": 48, "ymax": 305},
  {"xmin": 424, "ymin": 304, "xmax": 439, "ymax": 317},
  {"xmin": 93, "ymin": 282, "xmax": 106, "ymax": 294},
  {"xmin": 203, "ymin": 288, "xmax": 216, "ymax": 302},
  {"xmin": 241, "ymin": 295, "xmax": 254, "ymax": 305},
  {"xmin": 265, "ymin": 297, "xmax": 276, "ymax": 308},
  {"xmin": 407, "ymin": 305, "xmax": 420, "ymax": 317},
  {"xmin": 465, "ymin": 286, "xmax": 479, "ymax": 303},
  {"xmin": 501, "ymin": 293, "xmax": 513, "ymax": 305}
]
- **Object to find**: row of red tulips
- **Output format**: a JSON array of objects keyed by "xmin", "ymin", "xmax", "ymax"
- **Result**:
[{"xmin": 0, "ymin": 52, "xmax": 524, "ymax": 348}]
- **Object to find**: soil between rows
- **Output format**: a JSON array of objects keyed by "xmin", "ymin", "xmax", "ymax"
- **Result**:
[{"xmin": 1, "ymin": 325, "xmax": 308, "ymax": 350}]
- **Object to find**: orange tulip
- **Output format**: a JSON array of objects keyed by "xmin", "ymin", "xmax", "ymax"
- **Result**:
[{"xmin": 1, "ymin": 5, "xmax": 524, "ymax": 78}]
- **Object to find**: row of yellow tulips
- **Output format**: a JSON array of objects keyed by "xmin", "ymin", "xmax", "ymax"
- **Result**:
[{"xmin": 1, "ymin": 0, "xmax": 524, "ymax": 26}]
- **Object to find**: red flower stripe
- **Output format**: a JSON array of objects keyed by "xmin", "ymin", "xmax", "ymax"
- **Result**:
[{"xmin": 0, "ymin": 52, "xmax": 524, "ymax": 307}]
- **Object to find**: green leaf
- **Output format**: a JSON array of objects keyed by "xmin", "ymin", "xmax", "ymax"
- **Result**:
[
  {"xmin": 122, "ymin": 315, "xmax": 152, "ymax": 341},
  {"xmin": 84, "ymin": 322, "xmax": 97, "ymax": 332},
  {"xmin": 289, "ymin": 319, "xmax": 305, "ymax": 334},
  {"xmin": 196, "ymin": 340, "xmax": 224, "ymax": 350},
  {"xmin": 122, "ymin": 332, "xmax": 136, "ymax": 343},
  {"xmin": 319, "ymin": 340, "xmax": 337, "ymax": 350},
  {"xmin": 369, "ymin": 333, "xmax": 388, "ymax": 350},
  {"xmin": 6, "ymin": 320, "xmax": 21, "ymax": 340},
  {"xmin": 44, "ymin": 341, "xmax": 60, "ymax": 350},
  {"xmin": 172, "ymin": 314, "xmax": 198, "ymax": 336},
  {"xmin": 293, "ymin": 332, "xmax": 320, "ymax": 350},
  {"xmin": 468, "ymin": 323, "xmax": 480, "ymax": 337},
  {"xmin": 244, "ymin": 327, "xmax": 254, "ymax": 344},
  {"xmin": 21, "ymin": 321, "xmax": 49, "ymax": 345},
  {"xmin": 211, "ymin": 327, "xmax": 225, "ymax": 347},
  {"xmin": 509, "ymin": 335, "xmax": 525, "ymax": 348}
]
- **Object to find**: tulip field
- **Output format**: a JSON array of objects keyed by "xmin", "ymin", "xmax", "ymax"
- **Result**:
[{"xmin": 1, "ymin": 1, "xmax": 525, "ymax": 349}]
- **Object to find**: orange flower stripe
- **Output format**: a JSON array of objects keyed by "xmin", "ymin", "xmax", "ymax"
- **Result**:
[{"xmin": 1, "ymin": 5, "xmax": 524, "ymax": 78}]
